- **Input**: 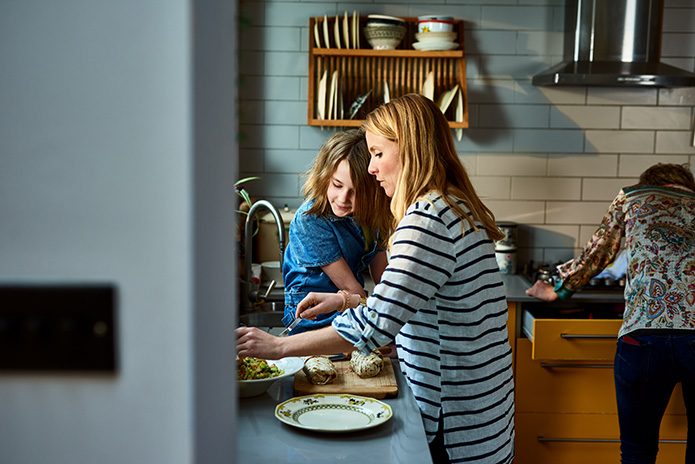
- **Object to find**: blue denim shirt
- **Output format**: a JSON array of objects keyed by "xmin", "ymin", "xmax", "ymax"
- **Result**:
[{"xmin": 282, "ymin": 200, "xmax": 382, "ymax": 332}]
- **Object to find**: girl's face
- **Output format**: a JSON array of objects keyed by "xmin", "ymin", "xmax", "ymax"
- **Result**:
[
  {"xmin": 327, "ymin": 159, "xmax": 356, "ymax": 217},
  {"xmin": 366, "ymin": 131, "xmax": 400, "ymax": 198}
]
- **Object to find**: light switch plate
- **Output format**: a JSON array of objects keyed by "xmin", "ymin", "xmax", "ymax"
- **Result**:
[{"xmin": 0, "ymin": 284, "xmax": 117, "ymax": 372}]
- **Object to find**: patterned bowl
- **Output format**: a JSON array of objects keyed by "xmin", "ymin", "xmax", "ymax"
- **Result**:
[{"xmin": 363, "ymin": 24, "xmax": 406, "ymax": 50}]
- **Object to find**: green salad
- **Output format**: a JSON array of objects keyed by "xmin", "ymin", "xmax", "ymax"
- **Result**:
[{"xmin": 238, "ymin": 357, "xmax": 284, "ymax": 380}]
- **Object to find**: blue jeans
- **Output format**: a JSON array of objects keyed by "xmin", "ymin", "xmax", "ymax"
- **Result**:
[{"xmin": 614, "ymin": 332, "xmax": 695, "ymax": 464}]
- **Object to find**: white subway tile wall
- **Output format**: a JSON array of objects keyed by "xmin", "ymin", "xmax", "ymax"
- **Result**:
[{"xmin": 238, "ymin": 0, "xmax": 695, "ymax": 265}]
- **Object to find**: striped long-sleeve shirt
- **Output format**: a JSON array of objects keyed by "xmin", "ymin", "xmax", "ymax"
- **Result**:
[{"xmin": 333, "ymin": 193, "xmax": 515, "ymax": 463}]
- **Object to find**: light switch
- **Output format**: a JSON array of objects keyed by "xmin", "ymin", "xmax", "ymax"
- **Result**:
[{"xmin": 0, "ymin": 284, "xmax": 117, "ymax": 372}]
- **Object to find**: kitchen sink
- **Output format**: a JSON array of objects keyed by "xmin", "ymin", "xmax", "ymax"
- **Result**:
[{"xmin": 240, "ymin": 303, "xmax": 284, "ymax": 328}]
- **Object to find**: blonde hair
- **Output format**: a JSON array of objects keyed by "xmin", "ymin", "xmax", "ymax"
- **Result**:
[
  {"xmin": 362, "ymin": 93, "xmax": 504, "ymax": 242},
  {"xmin": 303, "ymin": 129, "xmax": 393, "ymax": 247},
  {"xmin": 639, "ymin": 163, "xmax": 695, "ymax": 191}
]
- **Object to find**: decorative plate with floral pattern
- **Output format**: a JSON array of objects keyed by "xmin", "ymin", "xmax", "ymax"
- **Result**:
[{"xmin": 274, "ymin": 394, "xmax": 392, "ymax": 432}]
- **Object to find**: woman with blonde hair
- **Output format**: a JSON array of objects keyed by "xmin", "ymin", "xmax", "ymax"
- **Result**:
[
  {"xmin": 282, "ymin": 128, "xmax": 392, "ymax": 333},
  {"xmin": 238, "ymin": 94, "xmax": 515, "ymax": 463}
]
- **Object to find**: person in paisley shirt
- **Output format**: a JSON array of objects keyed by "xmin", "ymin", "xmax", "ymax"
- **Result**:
[{"xmin": 526, "ymin": 163, "xmax": 695, "ymax": 464}]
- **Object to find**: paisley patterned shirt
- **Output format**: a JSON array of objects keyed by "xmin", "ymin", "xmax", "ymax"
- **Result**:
[{"xmin": 556, "ymin": 184, "xmax": 695, "ymax": 338}]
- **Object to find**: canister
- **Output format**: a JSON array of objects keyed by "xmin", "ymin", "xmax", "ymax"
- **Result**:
[
  {"xmin": 496, "ymin": 222, "xmax": 518, "ymax": 250},
  {"xmin": 495, "ymin": 248, "xmax": 517, "ymax": 275}
]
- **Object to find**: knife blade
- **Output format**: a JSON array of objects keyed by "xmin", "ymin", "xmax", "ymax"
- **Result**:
[{"xmin": 279, "ymin": 317, "xmax": 302, "ymax": 337}]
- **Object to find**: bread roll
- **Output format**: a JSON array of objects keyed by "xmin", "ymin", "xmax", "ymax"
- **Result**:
[
  {"xmin": 350, "ymin": 349, "xmax": 383, "ymax": 378},
  {"xmin": 303, "ymin": 355, "xmax": 337, "ymax": 385}
]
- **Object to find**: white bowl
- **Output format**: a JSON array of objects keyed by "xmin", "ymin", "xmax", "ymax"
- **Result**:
[
  {"xmin": 417, "ymin": 15, "xmax": 454, "ymax": 33},
  {"xmin": 261, "ymin": 260, "xmax": 283, "ymax": 286},
  {"xmin": 415, "ymin": 31, "xmax": 457, "ymax": 43},
  {"xmin": 364, "ymin": 24, "xmax": 406, "ymax": 50},
  {"xmin": 238, "ymin": 357, "xmax": 304, "ymax": 398},
  {"xmin": 366, "ymin": 14, "xmax": 406, "ymax": 26}
]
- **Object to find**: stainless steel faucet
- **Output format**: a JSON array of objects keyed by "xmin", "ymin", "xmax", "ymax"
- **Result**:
[{"xmin": 244, "ymin": 200, "xmax": 285, "ymax": 311}]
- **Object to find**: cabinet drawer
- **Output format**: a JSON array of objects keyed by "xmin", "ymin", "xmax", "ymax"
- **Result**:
[
  {"xmin": 515, "ymin": 412, "xmax": 686, "ymax": 464},
  {"xmin": 516, "ymin": 338, "xmax": 615, "ymax": 413},
  {"xmin": 528, "ymin": 314, "xmax": 622, "ymax": 360},
  {"xmin": 516, "ymin": 338, "xmax": 688, "ymax": 415}
]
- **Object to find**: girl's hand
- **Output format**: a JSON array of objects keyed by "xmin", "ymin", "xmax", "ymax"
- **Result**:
[
  {"xmin": 297, "ymin": 292, "xmax": 344, "ymax": 320},
  {"xmin": 236, "ymin": 326, "xmax": 285, "ymax": 360}
]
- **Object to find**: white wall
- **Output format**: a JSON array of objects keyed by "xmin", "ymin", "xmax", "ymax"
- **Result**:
[
  {"xmin": 0, "ymin": 1, "xmax": 238, "ymax": 463},
  {"xmin": 238, "ymin": 0, "xmax": 695, "ymax": 267}
]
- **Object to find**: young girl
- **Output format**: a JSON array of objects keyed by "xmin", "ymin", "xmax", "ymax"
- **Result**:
[{"xmin": 281, "ymin": 129, "xmax": 392, "ymax": 333}]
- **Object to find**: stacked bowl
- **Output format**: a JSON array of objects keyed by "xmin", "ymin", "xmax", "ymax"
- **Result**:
[
  {"xmin": 364, "ymin": 15, "xmax": 406, "ymax": 50},
  {"xmin": 413, "ymin": 15, "xmax": 458, "ymax": 51}
]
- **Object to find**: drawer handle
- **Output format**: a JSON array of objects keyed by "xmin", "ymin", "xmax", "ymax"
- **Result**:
[
  {"xmin": 538, "ymin": 437, "xmax": 686, "ymax": 444},
  {"xmin": 560, "ymin": 333, "xmax": 616, "ymax": 339},
  {"xmin": 540, "ymin": 363, "xmax": 613, "ymax": 369}
]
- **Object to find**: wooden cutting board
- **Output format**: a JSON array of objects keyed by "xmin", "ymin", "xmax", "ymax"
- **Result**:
[{"xmin": 293, "ymin": 357, "xmax": 398, "ymax": 399}]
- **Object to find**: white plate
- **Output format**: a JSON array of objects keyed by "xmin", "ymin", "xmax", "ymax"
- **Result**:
[
  {"xmin": 314, "ymin": 20, "xmax": 321, "ymax": 48},
  {"xmin": 238, "ymin": 357, "xmax": 304, "ymax": 398},
  {"xmin": 437, "ymin": 84, "xmax": 459, "ymax": 113},
  {"xmin": 343, "ymin": 11, "xmax": 350, "ymax": 49},
  {"xmin": 413, "ymin": 41, "xmax": 458, "ymax": 51},
  {"xmin": 327, "ymin": 70, "xmax": 338, "ymax": 119},
  {"xmin": 334, "ymin": 15, "xmax": 341, "ymax": 49},
  {"xmin": 455, "ymin": 87, "xmax": 464, "ymax": 141},
  {"xmin": 352, "ymin": 10, "xmax": 359, "ymax": 49},
  {"xmin": 317, "ymin": 71, "xmax": 327, "ymax": 119},
  {"xmin": 275, "ymin": 394, "xmax": 393, "ymax": 432},
  {"xmin": 421, "ymin": 71, "xmax": 434, "ymax": 101},
  {"xmin": 323, "ymin": 14, "xmax": 330, "ymax": 48}
]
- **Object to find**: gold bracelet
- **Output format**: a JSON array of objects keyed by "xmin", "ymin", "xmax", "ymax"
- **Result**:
[
  {"xmin": 337, "ymin": 290, "xmax": 350, "ymax": 312},
  {"xmin": 359, "ymin": 296, "xmax": 367, "ymax": 307}
]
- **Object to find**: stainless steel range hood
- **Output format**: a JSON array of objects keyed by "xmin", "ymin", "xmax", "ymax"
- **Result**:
[{"xmin": 532, "ymin": 0, "xmax": 695, "ymax": 87}]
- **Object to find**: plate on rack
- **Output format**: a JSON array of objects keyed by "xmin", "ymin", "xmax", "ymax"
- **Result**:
[
  {"xmin": 421, "ymin": 71, "xmax": 434, "ymax": 101},
  {"xmin": 327, "ymin": 71, "xmax": 338, "ymax": 119},
  {"xmin": 437, "ymin": 84, "xmax": 459, "ymax": 113},
  {"xmin": 334, "ymin": 15, "xmax": 341, "ymax": 48},
  {"xmin": 317, "ymin": 71, "xmax": 327, "ymax": 119},
  {"xmin": 413, "ymin": 42, "xmax": 458, "ymax": 51},
  {"xmin": 323, "ymin": 14, "xmax": 330, "ymax": 48},
  {"xmin": 383, "ymin": 81, "xmax": 390, "ymax": 103},
  {"xmin": 352, "ymin": 10, "xmax": 359, "ymax": 49},
  {"xmin": 343, "ymin": 11, "xmax": 350, "ymax": 48},
  {"xmin": 349, "ymin": 90, "xmax": 371, "ymax": 119},
  {"xmin": 275, "ymin": 394, "xmax": 393, "ymax": 432},
  {"xmin": 455, "ymin": 87, "xmax": 464, "ymax": 141},
  {"xmin": 314, "ymin": 19, "xmax": 321, "ymax": 48}
]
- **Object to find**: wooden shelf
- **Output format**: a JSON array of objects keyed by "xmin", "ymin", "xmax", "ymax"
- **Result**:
[{"xmin": 308, "ymin": 16, "xmax": 469, "ymax": 129}]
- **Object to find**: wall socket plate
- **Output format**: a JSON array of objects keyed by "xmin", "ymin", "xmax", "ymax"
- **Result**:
[{"xmin": 0, "ymin": 284, "xmax": 117, "ymax": 372}]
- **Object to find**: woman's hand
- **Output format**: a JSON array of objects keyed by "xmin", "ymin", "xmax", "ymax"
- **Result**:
[
  {"xmin": 236, "ymin": 326, "xmax": 285, "ymax": 360},
  {"xmin": 297, "ymin": 292, "xmax": 344, "ymax": 320},
  {"xmin": 525, "ymin": 280, "xmax": 560, "ymax": 302}
]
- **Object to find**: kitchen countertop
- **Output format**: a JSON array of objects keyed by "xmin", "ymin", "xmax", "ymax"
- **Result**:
[
  {"xmin": 237, "ymin": 361, "xmax": 432, "ymax": 464},
  {"xmin": 501, "ymin": 274, "xmax": 625, "ymax": 304}
]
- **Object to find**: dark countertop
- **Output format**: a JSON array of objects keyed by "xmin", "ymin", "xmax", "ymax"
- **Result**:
[
  {"xmin": 237, "ymin": 361, "xmax": 432, "ymax": 464},
  {"xmin": 501, "ymin": 275, "xmax": 625, "ymax": 304}
]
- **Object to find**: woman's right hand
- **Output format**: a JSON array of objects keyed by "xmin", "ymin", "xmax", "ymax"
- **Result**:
[
  {"xmin": 525, "ymin": 280, "xmax": 560, "ymax": 302},
  {"xmin": 297, "ymin": 292, "xmax": 344, "ymax": 320}
]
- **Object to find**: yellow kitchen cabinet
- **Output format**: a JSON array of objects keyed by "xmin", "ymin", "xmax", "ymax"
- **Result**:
[
  {"xmin": 515, "ymin": 412, "xmax": 686, "ymax": 464},
  {"xmin": 514, "ymin": 313, "xmax": 687, "ymax": 463}
]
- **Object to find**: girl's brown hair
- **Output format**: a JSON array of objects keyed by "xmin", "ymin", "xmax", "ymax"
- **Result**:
[
  {"xmin": 303, "ymin": 129, "xmax": 393, "ymax": 247},
  {"xmin": 362, "ymin": 93, "xmax": 504, "ymax": 242},
  {"xmin": 639, "ymin": 163, "xmax": 695, "ymax": 191}
]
